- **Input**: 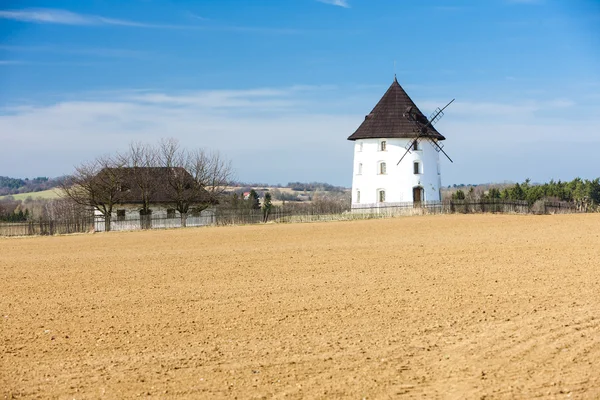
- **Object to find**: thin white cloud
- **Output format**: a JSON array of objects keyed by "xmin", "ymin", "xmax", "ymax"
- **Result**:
[
  {"xmin": 118, "ymin": 86, "xmax": 337, "ymax": 109},
  {"xmin": 186, "ymin": 11, "xmax": 209, "ymax": 21},
  {"xmin": 418, "ymin": 99, "xmax": 575, "ymax": 120},
  {"xmin": 0, "ymin": 45, "xmax": 148, "ymax": 59},
  {"xmin": 125, "ymin": 89, "xmax": 298, "ymax": 110},
  {"xmin": 0, "ymin": 8, "xmax": 155, "ymax": 27},
  {"xmin": 0, "ymin": 60, "xmax": 102, "ymax": 67},
  {"xmin": 507, "ymin": 0, "xmax": 544, "ymax": 4},
  {"xmin": 433, "ymin": 6, "xmax": 464, "ymax": 12},
  {"xmin": 0, "ymin": 8, "xmax": 303, "ymax": 34},
  {"xmin": 317, "ymin": 0, "xmax": 350, "ymax": 8}
]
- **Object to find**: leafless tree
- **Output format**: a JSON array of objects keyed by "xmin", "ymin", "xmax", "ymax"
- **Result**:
[
  {"xmin": 156, "ymin": 139, "xmax": 204, "ymax": 227},
  {"xmin": 0, "ymin": 198, "xmax": 20, "ymax": 216},
  {"xmin": 40, "ymin": 198, "xmax": 90, "ymax": 221},
  {"xmin": 158, "ymin": 137, "xmax": 181, "ymax": 170},
  {"xmin": 60, "ymin": 156, "xmax": 124, "ymax": 232},
  {"xmin": 117, "ymin": 142, "xmax": 161, "ymax": 229},
  {"xmin": 188, "ymin": 148, "xmax": 234, "ymax": 202},
  {"xmin": 158, "ymin": 138, "xmax": 233, "ymax": 227}
]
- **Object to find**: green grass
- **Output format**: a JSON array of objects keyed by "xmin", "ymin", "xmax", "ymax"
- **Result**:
[{"xmin": 0, "ymin": 188, "xmax": 63, "ymax": 201}]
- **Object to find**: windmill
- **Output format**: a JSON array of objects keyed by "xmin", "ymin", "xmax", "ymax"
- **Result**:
[{"xmin": 396, "ymin": 99, "xmax": 455, "ymax": 166}]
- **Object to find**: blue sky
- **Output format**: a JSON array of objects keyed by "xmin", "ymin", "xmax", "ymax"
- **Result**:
[{"xmin": 1, "ymin": 0, "xmax": 599, "ymax": 186}]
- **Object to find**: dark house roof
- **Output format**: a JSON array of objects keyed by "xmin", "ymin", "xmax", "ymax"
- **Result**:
[
  {"xmin": 347, "ymin": 77, "xmax": 445, "ymax": 141},
  {"xmin": 96, "ymin": 167, "xmax": 214, "ymax": 205}
]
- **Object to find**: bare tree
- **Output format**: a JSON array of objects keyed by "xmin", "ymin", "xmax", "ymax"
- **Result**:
[
  {"xmin": 0, "ymin": 198, "xmax": 20, "ymax": 217},
  {"xmin": 60, "ymin": 156, "xmax": 124, "ymax": 232},
  {"xmin": 156, "ymin": 139, "xmax": 204, "ymax": 227},
  {"xmin": 118, "ymin": 142, "xmax": 160, "ymax": 229},
  {"xmin": 158, "ymin": 139, "xmax": 230, "ymax": 227},
  {"xmin": 158, "ymin": 137, "xmax": 180, "ymax": 170},
  {"xmin": 188, "ymin": 148, "xmax": 234, "ymax": 202}
]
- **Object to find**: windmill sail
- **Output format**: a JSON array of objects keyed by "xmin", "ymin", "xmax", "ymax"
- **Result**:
[{"xmin": 397, "ymin": 98, "xmax": 455, "ymax": 165}]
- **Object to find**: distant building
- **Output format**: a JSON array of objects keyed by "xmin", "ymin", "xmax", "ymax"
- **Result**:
[
  {"xmin": 93, "ymin": 167, "xmax": 216, "ymax": 231},
  {"xmin": 348, "ymin": 77, "xmax": 446, "ymax": 208}
]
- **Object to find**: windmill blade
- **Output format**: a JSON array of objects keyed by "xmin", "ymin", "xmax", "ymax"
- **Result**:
[
  {"xmin": 421, "ymin": 98, "xmax": 454, "ymax": 131},
  {"xmin": 399, "ymin": 98, "xmax": 455, "ymax": 165},
  {"xmin": 438, "ymin": 146, "xmax": 453, "ymax": 163},
  {"xmin": 428, "ymin": 107, "xmax": 444, "ymax": 125},
  {"xmin": 397, "ymin": 137, "xmax": 419, "ymax": 165},
  {"xmin": 426, "ymin": 138, "xmax": 453, "ymax": 163},
  {"xmin": 396, "ymin": 146, "xmax": 412, "ymax": 166}
]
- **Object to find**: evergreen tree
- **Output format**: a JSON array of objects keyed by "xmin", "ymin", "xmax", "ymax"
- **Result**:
[
  {"xmin": 589, "ymin": 178, "xmax": 600, "ymax": 204},
  {"xmin": 466, "ymin": 187, "xmax": 476, "ymax": 200},
  {"xmin": 509, "ymin": 183, "xmax": 525, "ymax": 201},
  {"xmin": 249, "ymin": 189, "xmax": 260, "ymax": 210},
  {"xmin": 487, "ymin": 188, "xmax": 501, "ymax": 199},
  {"xmin": 262, "ymin": 192, "xmax": 273, "ymax": 222},
  {"xmin": 452, "ymin": 190, "xmax": 465, "ymax": 200}
]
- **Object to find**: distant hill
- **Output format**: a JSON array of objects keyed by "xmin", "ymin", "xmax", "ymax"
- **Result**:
[
  {"xmin": 0, "ymin": 176, "xmax": 66, "ymax": 196},
  {"xmin": 231, "ymin": 181, "xmax": 349, "ymax": 192},
  {"xmin": 0, "ymin": 188, "xmax": 63, "ymax": 201}
]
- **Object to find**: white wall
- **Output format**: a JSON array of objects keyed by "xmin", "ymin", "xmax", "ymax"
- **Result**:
[
  {"xmin": 95, "ymin": 204, "xmax": 179, "ymax": 219},
  {"xmin": 93, "ymin": 204, "xmax": 216, "ymax": 231},
  {"xmin": 351, "ymin": 138, "xmax": 443, "ymax": 207}
]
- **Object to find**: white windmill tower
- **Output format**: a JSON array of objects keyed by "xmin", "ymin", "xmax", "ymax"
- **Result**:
[{"xmin": 348, "ymin": 77, "xmax": 454, "ymax": 208}]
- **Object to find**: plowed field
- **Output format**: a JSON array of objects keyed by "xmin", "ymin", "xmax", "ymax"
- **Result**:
[{"xmin": 2, "ymin": 214, "xmax": 600, "ymax": 399}]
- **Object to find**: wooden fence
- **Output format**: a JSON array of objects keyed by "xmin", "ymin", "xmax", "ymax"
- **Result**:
[
  {"xmin": 94, "ymin": 214, "xmax": 216, "ymax": 232},
  {"xmin": 0, "ymin": 200, "xmax": 588, "ymax": 237},
  {"xmin": 0, "ymin": 217, "xmax": 95, "ymax": 237},
  {"xmin": 350, "ymin": 200, "xmax": 531, "ymax": 215}
]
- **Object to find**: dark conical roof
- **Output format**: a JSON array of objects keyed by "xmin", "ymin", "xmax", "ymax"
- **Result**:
[{"xmin": 347, "ymin": 78, "xmax": 445, "ymax": 141}]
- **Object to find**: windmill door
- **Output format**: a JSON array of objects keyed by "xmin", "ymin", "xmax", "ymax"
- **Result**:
[{"xmin": 413, "ymin": 187, "xmax": 424, "ymax": 207}]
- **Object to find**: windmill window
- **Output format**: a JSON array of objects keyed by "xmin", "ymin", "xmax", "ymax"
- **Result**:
[
  {"xmin": 379, "ymin": 162, "xmax": 387, "ymax": 175},
  {"xmin": 167, "ymin": 209, "xmax": 176, "ymax": 219},
  {"xmin": 413, "ymin": 141, "xmax": 420, "ymax": 151},
  {"xmin": 356, "ymin": 190, "xmax": 361, "ymax": 203},
  {"xmin": 378, "ymin": 190, "xmax": 386, "ymax": 203},
  {"xmin": 116, "ymin": 209, "xmax": 126, "ymax": 221},
  {"xmin": 380, "ymin": 141, "xmax": 387, "ymax": 151},
  {"xmin": 414, "ymin": 162, "xmax": 421, "ymax": 175},
  {"xmin": 357, "ymin": 163, "xmax": 363, "ymax": 175}
]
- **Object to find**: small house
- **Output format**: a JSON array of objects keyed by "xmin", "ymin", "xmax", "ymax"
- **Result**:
[{"xmin": 93, "ymin": 167, "xmax": 216, "ymax": 231}]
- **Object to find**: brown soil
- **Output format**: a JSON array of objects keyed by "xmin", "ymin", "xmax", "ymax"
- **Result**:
[{"xmin": 2, "ymin": 214, "xmax": 600, "ymax": 399}]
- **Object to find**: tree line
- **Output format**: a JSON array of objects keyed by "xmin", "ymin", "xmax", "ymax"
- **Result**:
[
  {"xmin": 0, "ymin": 207, "xmax": 29, "ymax": 222},
  {"xmin": 227, "ymin": 190, "xmax": 274, "ymax": 222},
  {"xmin": 286, "ymin": 181, "xmax": 346, "ymax": 192},
  {"xmin": 0, "ymin": 197, "xmax": 89, "ymax": 223},
  {"xmin": 0, "ymin": 176, "xmax": 65, "ymax": 196},
  {"xmin": 451, "ymin": 177, "xmax": 600, "ymax": 210},
  {"xmin": 229, "ymin": 181, "xmax": 347, "ymax": 192}
]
